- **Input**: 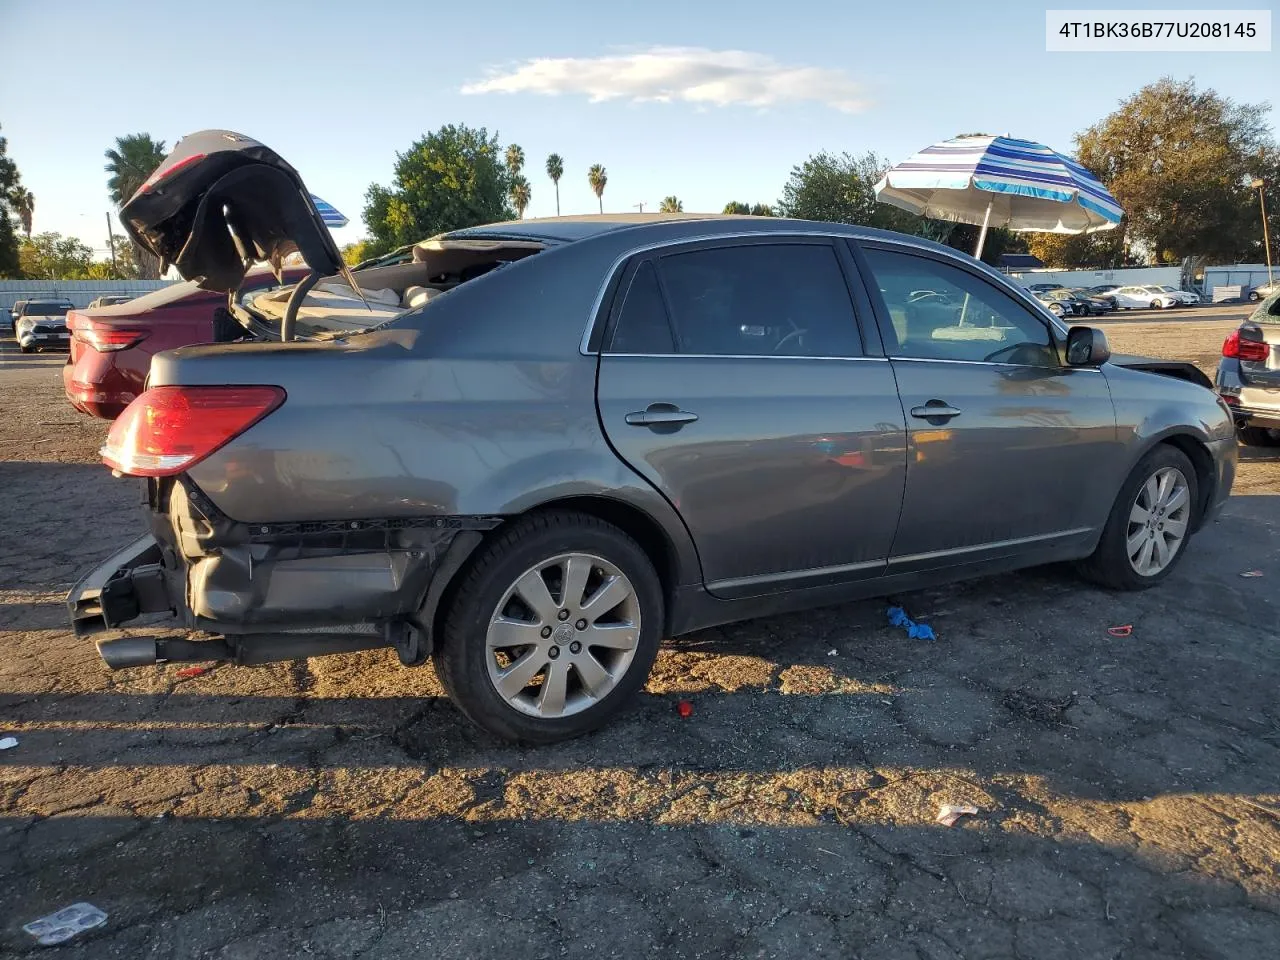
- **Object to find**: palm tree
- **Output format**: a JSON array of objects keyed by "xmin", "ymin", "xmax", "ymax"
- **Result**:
[
  {"xmin": 659, "ymin": 196, "xmax": 682, "ymax": 213},
  {"xmin": 545, "ymin": 153, "xmax": 564, "ymax": 216},
  {"xmin": 588, "ymin": 164, "xmax": 607, "ymax": 214},
  {"xmin": 105, "ymin": 134, "xmax": 167, "ymax": 279},
  {"xmin": 510, "ymin": 176, "xmax": 531, "ymax": 219},
  {"xmin": 12, "ymin": 188, "xmax": 33, "ymax": 238},
  {"xmin": 505, "ymin": 144, "xmax": 525, "ymax": 178}
]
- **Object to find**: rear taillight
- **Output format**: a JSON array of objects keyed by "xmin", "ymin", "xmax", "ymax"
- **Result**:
[
  {"xmin": 1223, "ymin": 330, "xmax": 1270, "ymax": 362},
  {"xmin": 102, "ymin": 385, "xmax": 285, "ymax": 477},
  {"xmin": 73, "ymin": 319, "xmax": 149, "ymax": 352},
  {"xmin": 135, "ymin": 152, "xmax": 207, "ymax": 196}
]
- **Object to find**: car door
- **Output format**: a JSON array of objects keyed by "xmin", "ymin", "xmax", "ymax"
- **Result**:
[
  {"xmin": 594, "ymin": 236, "xmax": 908, "ymax": 599},
  {"xmin": 851, "ymin": 240, "xmax": 1122, "ymax": 573}
]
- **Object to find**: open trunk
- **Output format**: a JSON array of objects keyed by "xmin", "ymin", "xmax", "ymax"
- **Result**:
[{"xmin": 120, "ymin": 129, "xmax": 547, "ymax": 341}]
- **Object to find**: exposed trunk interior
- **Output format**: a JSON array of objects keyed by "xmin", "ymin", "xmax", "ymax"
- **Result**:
[{"xmin": 237, "ymin": 238, "xmax": 547, "ymax": 339}]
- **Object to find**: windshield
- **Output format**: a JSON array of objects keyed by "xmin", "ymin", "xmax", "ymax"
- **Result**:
[
  {"xmin": 25, "ymin": 303, "xmax": 70, "ymax": 317},
  {"xmin": 1248, "ymin": 292, "xmax": 1280, "ymax": 323}
]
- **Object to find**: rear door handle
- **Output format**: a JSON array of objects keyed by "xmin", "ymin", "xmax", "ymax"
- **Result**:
[
  {"xmin": 909, "ymin": 401, "xmax": 962, "ymax": 421},
  {"xmin": 625, "ymin": 403, "xmax": 699, "ymax": 427}
]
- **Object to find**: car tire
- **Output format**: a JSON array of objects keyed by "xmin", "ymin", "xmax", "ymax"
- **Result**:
[
  {"xmin": 1238, "ymin": 426, "xmax": 1280, "ymax": 447},
  {"xmin": 19, "ymin": 344, "xmax": 33, "ymax": 354},
  {"xmin": 434, "ymin": 510, "xmax": 664, "ymax": 744},
  {"xmin": 1250, "ymin": 292, "xmax": 1261, "ymax": 302},
  {"xmin": 1077, "ymin": 445, "xmax": 1199, "ymax": 591}
]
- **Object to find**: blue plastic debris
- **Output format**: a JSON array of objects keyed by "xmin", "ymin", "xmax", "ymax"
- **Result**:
[{"xmin": 887, "ymin": 605, "xmax": 937, "ymax": 641}]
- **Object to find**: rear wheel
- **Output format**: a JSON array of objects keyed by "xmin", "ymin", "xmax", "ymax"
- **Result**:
[
  {"xmin": 1078, "ymin": 445, "xmax": 1198, "ymax": 591},
  {"xmin": 1239, "ymin": 425, "xmax": 1280, "ymax": 447},
  {"xmin": 434, "ymin": 511, "xmax": 664, "ymax": 743}
]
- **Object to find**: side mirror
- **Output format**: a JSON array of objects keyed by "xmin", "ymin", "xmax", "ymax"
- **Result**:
[{"xmin": 1066, "ymin": 326, "xmax": 1111, "ymax": 366}]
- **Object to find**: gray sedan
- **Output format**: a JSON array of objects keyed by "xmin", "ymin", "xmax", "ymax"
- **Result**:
[{"xmin": 68, "ymin": 131, "xmax": 1237, "ymax": 743}]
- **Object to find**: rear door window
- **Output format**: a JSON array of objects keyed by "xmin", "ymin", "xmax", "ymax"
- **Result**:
[
  {"xmin": 657, "ymin": 242, "xmax": 862, "ymax": 357},
  {"xmin": 608, "ymin": 260, "xmax": 676, "ymax": 353}
]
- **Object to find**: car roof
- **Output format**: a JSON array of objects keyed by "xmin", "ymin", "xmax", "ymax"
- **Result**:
[{"xmin": 436, "ymin": 212, "xmax": 966, "ymax": 255}]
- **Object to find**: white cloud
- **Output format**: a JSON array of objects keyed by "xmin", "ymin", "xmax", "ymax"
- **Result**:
[{"xmin": 461, "ymin": 47, "xmax": 868, "ymax": 114}]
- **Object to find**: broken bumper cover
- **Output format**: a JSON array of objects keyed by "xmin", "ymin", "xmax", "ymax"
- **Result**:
[{"xmin": 66, "ymin": 535, "xmax": 174, "ymax": 638}]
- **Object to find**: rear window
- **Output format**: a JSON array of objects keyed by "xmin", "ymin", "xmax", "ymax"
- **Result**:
[{"xmin": 1249, "ymin": 293, "xmax": 1280, "ymax": 323}]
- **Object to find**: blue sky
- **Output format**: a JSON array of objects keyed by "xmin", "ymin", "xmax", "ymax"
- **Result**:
[{"xmin": 2, "ymin": 0, "xmax": 1273, "ymax": 255}]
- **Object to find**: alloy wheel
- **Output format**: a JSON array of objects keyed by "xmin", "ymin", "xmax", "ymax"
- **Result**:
[
  {"xmin": 1126, "ymin": 466, "xmax": 1191, "ymax": 576},
  {"xmin": 485, "ymin": 553, "xmax": 641, "ymax": 719}
]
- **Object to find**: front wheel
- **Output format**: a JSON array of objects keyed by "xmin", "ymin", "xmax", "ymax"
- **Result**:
[
  {"xmin": 434, "ymin": 511, "xmax": 664, "ymax": 743},
  {"xmin": 1077, "ymin": 445, "xmax": 1198, "ymax": 591},
  {"xmin": 19, "ymin": 344, "xmax": 34, "ymax": 354}
]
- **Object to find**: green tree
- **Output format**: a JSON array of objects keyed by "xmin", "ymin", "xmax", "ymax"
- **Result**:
[
  {"xmin": 341, "ymin": 240, "xmax": 370, "ymax": 266},
  {"xmin": 510, "ymin": 176, "xmax": 531, "ymax": 218},
  {"xmin": 777, "ymin": 151, "xmax": 920, "ymax": 233},
  {"xmin": 659, "ymin": 196, "xmax": 682, "ymax": 213},
  {"xmin": 105, "ymin": 133, "xmax": 167, "ymax": 278},
  {"xmin": 588, "ymin": 164, "xmax": 607, "ymax": 214},
  {"xmin": 362, "ymin": 124, "xmax": 515, "ymax": 250},
  {"xmin": 505, "ymin": 143, "xmax": 525, "ymax": 178},
  {"xmin": 545, "ymin": 153, "xmax": 564, "ymax": 216},
  {"xmin": 723, "ymin": 201, "xmax": 776, "ymax": 216},
  {"xmin": 1077, "ymin": 78, "xmax": 1273, "ymax": 263},
  {"xmin": 18, "ymin": 232, "xmax": 95, "ymax": 279},
  {"xmin": 12, "ymin": 187, "xmax": 33, "ymax": 238},
  {"xmin": 0, "ymin": 124, "xmax": 27, "ymax": 277},
  {"xmin": 1025, "ymin": 230, "xmax": 1127, "ymax": 270}
]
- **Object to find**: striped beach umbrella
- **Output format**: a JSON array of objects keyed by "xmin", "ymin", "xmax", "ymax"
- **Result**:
[
  {"xmin": 309, "ymin": 194, "xmax": 348, "ymax": 229},
  {"xmin": 874, "ymin": 135, "xmax": 1123, "ymax": 258}
]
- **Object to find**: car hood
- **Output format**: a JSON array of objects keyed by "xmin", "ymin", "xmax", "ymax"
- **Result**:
[
  {"xmin": 119, "ymin": 129, "xmax": 345, "ymax": 293},
  {"xmin": 1106, "ymin": 352, "xmax": 1213, "ymax": 390}
]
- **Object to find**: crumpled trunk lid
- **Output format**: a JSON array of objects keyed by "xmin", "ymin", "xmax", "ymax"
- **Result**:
[{"xmin": 120, "ymin": 129, "xmax": 345, "ymax": 293}]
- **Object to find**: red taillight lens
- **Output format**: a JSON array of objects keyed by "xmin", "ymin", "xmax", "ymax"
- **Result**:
[
  {"xmin": 73, "ymin": 323, "xmax": 148, "ymax": 352},
  {"xmin": 102, "ymin": 385, "xmax": 285, "ymax": 477},
  {"xmin": 134, "ymin": 152, "xmax": 207, "ymax": 197},
  {"xmin": 1223, "ymin": 330, "xmax": 1271, "ymax": 362}
]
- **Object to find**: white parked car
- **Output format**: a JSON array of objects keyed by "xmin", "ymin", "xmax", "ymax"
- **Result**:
[
  {"xmin": 1153, "ymin": 284, "xmax": 1201, "ymax": 305},
  {"xmin": 1112, "ymin": 285, "xmax": 1180, "ymax": 310}
]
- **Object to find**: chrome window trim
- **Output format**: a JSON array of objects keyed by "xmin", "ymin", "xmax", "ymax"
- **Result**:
[
  {"xmin": 579, "ymin": 229, "xmax": 857, "ymax": 356},
  {"xmin": 604, "ymin": 353, "xmax": 892, "ymax": 362},
  {"xmin": 888, "ymin": 356, "xmax": 1103, "ymax": 374}
]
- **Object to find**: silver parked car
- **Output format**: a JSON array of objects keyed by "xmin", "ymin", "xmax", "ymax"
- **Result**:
[
  {"xmin": 1216, "ymin": 292, "xmax": 1280, "ymax": 445},
  {"xmin": 69, "ymin": 131, "xmax": 1238, "ymax": 743}
]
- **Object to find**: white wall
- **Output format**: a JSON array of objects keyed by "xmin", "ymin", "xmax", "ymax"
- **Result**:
[
  {"xmin": 1009, "ymin": 266, "xmax": 1182, "ymax": 289},
  {"xmin": 0, "ymin": 279, "xmax": 176, "ymax": 311}
]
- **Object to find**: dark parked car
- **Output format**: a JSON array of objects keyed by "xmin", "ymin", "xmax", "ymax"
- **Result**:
[
  {"xmin": 14, "ymin": 299, "xmax": 74, "ymax": 352},
  {"xmin": 1032, "ymin": 289, "xmax": 1087, "ymax": 317},
  {"xmin": 65, "ymin": 267, "xmax": 307, "ymax": 419},
  {"xmin": 1066, "ymin": 288, "xmax": 1115, "ymax": 314},
  {"xmin": 68, "ymin": 130, "xmax": 1238, "ymax": 744},
  {"xmin": 1216, "ymin": 291, "xmax": 1280, "ymax": 445}
]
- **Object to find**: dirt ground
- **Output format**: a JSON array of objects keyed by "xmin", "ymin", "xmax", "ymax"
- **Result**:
[{"xmin": 2, "ymin": 308, "xmax": 1279, "ymax": 959}]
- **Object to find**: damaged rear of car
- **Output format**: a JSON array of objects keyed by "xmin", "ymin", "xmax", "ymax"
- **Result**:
[{"xmin": 69, "ymin": 131, "xmax": 554, "ymax": 673}]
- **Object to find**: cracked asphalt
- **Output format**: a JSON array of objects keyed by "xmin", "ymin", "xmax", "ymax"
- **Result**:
[{"xmin": 2, "ymin": 311, "xmax": 1279, "ymax": 959}]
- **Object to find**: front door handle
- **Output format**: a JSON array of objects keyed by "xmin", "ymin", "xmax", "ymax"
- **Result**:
[
  {"xmin": 909, "ymin": 401, "xmax": 962, "ymax": 421},
  {"xmin": 625, "ymin": 403, "xmax": 699, "ymax": 427}
]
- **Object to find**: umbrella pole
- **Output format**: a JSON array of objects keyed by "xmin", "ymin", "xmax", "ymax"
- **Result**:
[
  {"xmin": 960, "ymin": 198, "xmax": 995, "ymax": 327},
  {"xmin": 974, "ymin": 196, "xmax": 994, "ymax": 260}
]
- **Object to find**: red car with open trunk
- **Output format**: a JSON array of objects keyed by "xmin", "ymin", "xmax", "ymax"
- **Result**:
[{"xmin": 64, "ymin": 266, "xmax": 305, "ymax": 419}]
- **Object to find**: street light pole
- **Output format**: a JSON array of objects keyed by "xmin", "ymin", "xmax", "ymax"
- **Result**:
[{"xmin": 1253, "ymin": 178, "xmax": 1273, "ymax": 285}]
